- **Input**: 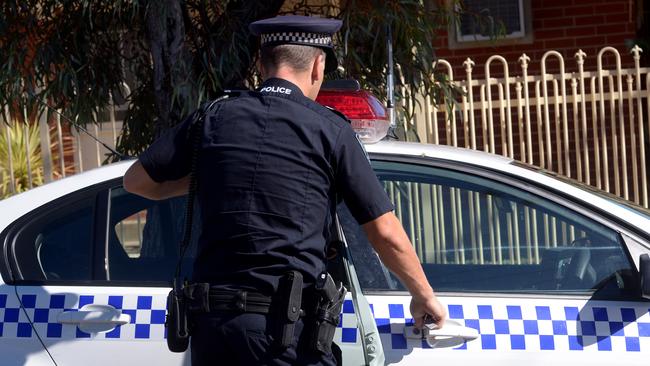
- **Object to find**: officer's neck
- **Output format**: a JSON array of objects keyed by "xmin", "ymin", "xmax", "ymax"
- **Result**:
[{"xmin": 263, "ymin": 69, "xmax": 321, "ymax": 101}]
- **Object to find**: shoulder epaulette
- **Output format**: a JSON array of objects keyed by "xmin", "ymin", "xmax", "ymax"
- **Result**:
[
  {"xmin": 222, "ymin": 89, "xmax": 249, "ymax": 98},
  {"xmin": 202, "ymin": 89, "xmax": 249, "ymax": 113}
]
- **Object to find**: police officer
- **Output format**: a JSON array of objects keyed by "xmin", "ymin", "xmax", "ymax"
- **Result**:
[{"xmin": 124, "ymin": 15, "xmax": 446, "ymax": 366}]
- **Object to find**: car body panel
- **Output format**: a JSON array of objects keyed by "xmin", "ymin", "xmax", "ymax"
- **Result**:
[
  {"xmin": 363, "ymin": 295, "xmax": 650, "ymax": 365},
  {"xmin": 2, "ymin": 141, "xmax": 650, "ymax": 364},
  {"xmin": 8, "ymin": 285, "xmax": 189, "ymax": 366}
]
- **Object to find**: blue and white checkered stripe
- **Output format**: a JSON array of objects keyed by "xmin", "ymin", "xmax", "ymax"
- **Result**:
[
  {"xmin": 261, "ymin": 32, "xmax": 332, "ymax": 46},
  {"xmin": 7, "ymin": 291, "xmax": 646, "ymax": 352},
  {"xmin": 0, "ymin": 293, "xmax": 167, "ymax": 340},
  {"xmin": 1, "ymin": 291, "xmax": 360, "ymax": 344},
  {"xmin": 336, "ymin": 298, "xmax": 359, "ymax": 344},
  {"xmin": 362, "ymin": 297, "xmax": 650, "ymax": 352}
]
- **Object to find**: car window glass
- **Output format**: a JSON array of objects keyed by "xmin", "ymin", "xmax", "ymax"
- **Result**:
[
  {"xmin": 342, "ymin": 160, "xmax": 637, "ymax": 297},
  {"xmin": 12, "ymin": 196, "xmax": 95, "ymax": 281},
  {"xmin": 115, "ymin": 210, "xmax": 147, "ymax": 258},
  {"xmin": 107, "ymin": 187, "xmax": 198, "ymax": 282},
  {"xmin": 38, "ymin": 204, "xmax": 94, "ymax": 281}
]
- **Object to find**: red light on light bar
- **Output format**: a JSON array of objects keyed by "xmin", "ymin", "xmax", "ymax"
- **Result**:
[
  {"xmin": 316, "ymin": 90, "xmax": 387, "ymax": 121},
  {"xmin": 316, "ymin": 89, "xmax": 390, "ymax": 143}
]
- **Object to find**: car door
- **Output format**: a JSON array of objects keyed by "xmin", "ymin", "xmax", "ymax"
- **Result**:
[
  {"xmin": 1, "ymin": 178, "xmax": 370, "ymax": 366},
  {"xmin": 2, "ymin": 180, "xmax": 193, "ymax": 366},
  {"xmin": 338, "ymin": 157, "xmax": 650, "ymax": 365}
]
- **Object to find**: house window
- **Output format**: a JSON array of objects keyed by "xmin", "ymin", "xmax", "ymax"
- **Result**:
[{"xmin": 449, "ymin": 0, "xmax": 533, "ymax": 48}]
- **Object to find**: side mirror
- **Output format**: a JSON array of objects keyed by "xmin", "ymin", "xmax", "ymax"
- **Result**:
[{"xmin": 641, "ymin": 254, "xmax": 650, "ymax": 300}]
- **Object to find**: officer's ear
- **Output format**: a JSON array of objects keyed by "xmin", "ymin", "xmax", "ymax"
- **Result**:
[{"xmin": 310, "ymin": 51, "xmax": 325, "ymax": 82}]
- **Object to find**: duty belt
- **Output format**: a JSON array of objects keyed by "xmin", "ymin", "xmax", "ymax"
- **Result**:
[
  {"xmin": 209, "ymin": 289, "xmax": 273, "ymax": 314},
  {"xmin": 184, "ymin": 283, "xmax": 276, "ymax": 314}
]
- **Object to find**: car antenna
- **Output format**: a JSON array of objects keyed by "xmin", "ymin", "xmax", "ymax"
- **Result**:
[
  {"xmin": 28, "ymin": 95, "xmax": 132, "ymax": 160},
  {"xmin": 386, "ymin": 22, "xmax": 398, "ymax": 139}
]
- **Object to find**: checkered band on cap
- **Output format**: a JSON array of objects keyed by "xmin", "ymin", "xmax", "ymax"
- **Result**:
[{"xmin": 261, "ymin": 32, "xmax": 332, "ymax": 46}]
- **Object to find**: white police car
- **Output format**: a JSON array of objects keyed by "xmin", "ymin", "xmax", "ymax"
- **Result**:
[{"xmin": 1, "ymin": 89, "xmax": 649, "ymax": 365}]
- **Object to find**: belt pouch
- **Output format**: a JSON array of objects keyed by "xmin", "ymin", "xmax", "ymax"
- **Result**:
[{"xmin": 276, "ymin": 270, "xmax": 303, "ymax": 348}]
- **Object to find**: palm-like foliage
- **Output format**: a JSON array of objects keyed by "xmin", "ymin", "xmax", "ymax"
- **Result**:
[{"xmin": 0, "ymin": 122, "xmax": 43, "ymax": 198}]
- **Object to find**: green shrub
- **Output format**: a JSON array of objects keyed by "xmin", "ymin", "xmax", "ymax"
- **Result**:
[{"xmin": 0, "ymin": 122, "xmax": 44, "ymax": 198}]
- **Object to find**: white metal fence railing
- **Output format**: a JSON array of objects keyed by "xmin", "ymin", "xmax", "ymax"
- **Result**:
[{"xmin": 404, "ymin": 45, "xmax": 650, "ymax": 208}]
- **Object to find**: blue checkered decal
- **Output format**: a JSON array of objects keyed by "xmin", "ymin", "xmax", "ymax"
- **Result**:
[
  {"xmin": 4, "ymin": 291, "xmax": 648, "ymax": 352},
  {"xmin": 337, "ymin": 299, "xmax": 358, "ymax": 344},
  {"xmin": 1, "ymin": 291, "xmax": 358, "ymax": 344},
  {"xmin": 363, "ymin": 297, "xmax": 650, "ymax": 352},
  {"xmin": 0, "ymin": 293, "xmax": 167, "ymax": 340}
]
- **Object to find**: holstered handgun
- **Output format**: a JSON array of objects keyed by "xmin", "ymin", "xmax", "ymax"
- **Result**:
[
  {"xmin": 165, "ymin": 280, "xmax": 190, "ymax": 353},
  {"xmin": 310, "ymin": 273, "xmax": 347, "ymax": 354},
  {"xmin": 276, "ymin": 270, "xmax": 303, "ymax": 348}
]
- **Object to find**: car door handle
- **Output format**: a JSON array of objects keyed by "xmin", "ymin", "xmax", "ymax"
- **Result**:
[
  {"xmin": 421, "ymin": 322, "xmax": 479, "ymax": 340},
  {"xmin": 404, "ymin": 320, "xmax": 479, "ymax": 347},
  {"xmin": 57, "ymin": 304, "xmax": 131, "ymax": 332}
]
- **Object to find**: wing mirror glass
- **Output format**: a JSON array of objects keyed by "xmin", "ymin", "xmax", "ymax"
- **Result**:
[{"xmin": 640, "ymin": 254, "xmax": 650, "ymax": 300}]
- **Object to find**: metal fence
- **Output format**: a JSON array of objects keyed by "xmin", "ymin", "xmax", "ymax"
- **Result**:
[{"xmin": 404, "ymin": 45, "xmax": 650, "ymax": 208}]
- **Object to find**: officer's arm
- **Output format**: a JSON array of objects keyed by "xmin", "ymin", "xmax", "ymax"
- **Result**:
[
  {"xmin": 362, "ymin": 211, "xmax": 447, "ymax": 328},
  {"xmin": 123, "ymin": 160, "xmax": 189, "ymax": 200}
]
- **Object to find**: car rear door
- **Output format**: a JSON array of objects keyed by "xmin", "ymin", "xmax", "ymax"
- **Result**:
[
  {"xmin": 2, "ymin": 180, "xmax": 371, "ymax": 366},
  {"xmin": 2, "ymin": 181, "xmax": 191, "ymax": 365},
  {"xmin": 0, "ymin": 258, "xmax": 55, "ymax": 365},
  {"xmin": 339, "ymin": 157, "xmax": 650, "ymax": 365}
]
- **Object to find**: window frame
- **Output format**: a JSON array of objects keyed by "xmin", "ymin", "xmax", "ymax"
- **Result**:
[
  {"xmin": 360, "ymin": 153, "xmax": 643, "ymax": 300},
  {"xmin": 0, "ymin": 180, "xmax": 111, "ymax": 286},
  {"xmin": 447, "ymin": 0, "xmax": 534, "ymax": 49},
  {"xmin": 0, "ymin": 178, "xmax": 183, "ymax": 288}
]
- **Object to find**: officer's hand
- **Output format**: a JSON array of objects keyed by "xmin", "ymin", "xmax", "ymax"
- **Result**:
[{"xmin": 410, "ymin": 295, "xmax": 446, "ymax": 329}]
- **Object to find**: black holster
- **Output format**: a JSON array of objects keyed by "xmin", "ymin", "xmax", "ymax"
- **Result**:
[
  {"xmin": 309, "ymin": 273, "xmax": 347, "ymax": 354},
  {"xmin": 165, "ymin": 281, "xmax": 192, "ymax": 353}
]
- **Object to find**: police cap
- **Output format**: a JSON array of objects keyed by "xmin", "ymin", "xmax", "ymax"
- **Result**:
[{"xmin": 249, "ymin": 15, "xmax": 342, "ymax": 73}]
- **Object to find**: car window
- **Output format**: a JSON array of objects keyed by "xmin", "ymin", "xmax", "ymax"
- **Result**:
[
  {"xmin": 343, "ymin": 160, "xmax": 637, "ymax": 298},
  {"xmin": 38, "ymin": 202, "xmax": 94, "ymax": 280},
  {"xmin": 11, "ymin": 195, "xmax": 95, "ymax": 281},
  {"xmin": 107, "ymin": 187, "xmax": 197, "ymax": 282}
]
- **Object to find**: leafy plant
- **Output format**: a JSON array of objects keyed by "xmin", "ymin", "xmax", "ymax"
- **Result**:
[{"xmin": 0, "ymin": 121, "xmax": 44, "ymax": 198}]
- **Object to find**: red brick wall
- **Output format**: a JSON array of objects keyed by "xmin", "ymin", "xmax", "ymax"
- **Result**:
[{"xmin": 435, "ymin": 0, "xmax": 640, "ymax": 79}]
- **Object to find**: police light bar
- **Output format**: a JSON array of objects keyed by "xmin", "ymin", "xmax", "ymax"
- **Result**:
[{"xmin": 316, "ymin": 87, "xmax": 389, "ymax": 144}]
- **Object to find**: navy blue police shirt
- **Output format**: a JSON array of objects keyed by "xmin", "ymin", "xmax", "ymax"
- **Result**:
[{"xmin": 139, "ymin": 78, "xmax": 394, "ymax": 295}]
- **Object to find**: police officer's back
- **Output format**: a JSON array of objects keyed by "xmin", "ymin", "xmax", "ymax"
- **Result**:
[{"xmin": 124, "ymin": 15, "xmax": 447, "ymax": 366}]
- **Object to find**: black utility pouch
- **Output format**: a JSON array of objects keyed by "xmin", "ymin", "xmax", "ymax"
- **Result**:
[
  {"xmin": 276, "ymin": 270, "xmax": 303, "ymax": 348},
  {"xmin": 166, "ymin": 284, "xmax": 190, "ymax": 353},
  {"xmin": 310, "ymin": 274, "xmax": 347, "ymax": 354}
]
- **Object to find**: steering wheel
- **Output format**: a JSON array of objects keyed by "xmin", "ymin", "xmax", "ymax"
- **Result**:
[{"xmin": 560, "ymin": 237, "xmax": 596, "ymax": 289}]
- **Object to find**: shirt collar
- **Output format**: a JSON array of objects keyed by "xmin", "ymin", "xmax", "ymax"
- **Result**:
[{"xmin": 258, "ymin": 78, "xmax": 304, "ymax": 98}]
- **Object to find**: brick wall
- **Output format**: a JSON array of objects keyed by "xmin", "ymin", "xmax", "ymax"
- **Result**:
[{"xmin": 435, "ymin": 0, "xmax": 640, "ymax": 79}]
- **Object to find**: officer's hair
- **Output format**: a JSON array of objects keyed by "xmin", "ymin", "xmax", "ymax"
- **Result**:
[{"xmin": 260, "ymin": 44, "xmax": 324, "ymax": 72}]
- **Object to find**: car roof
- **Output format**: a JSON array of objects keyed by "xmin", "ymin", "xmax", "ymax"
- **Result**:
[
  {"xmin": 365, "ymin": 141, "xmax": 514, "ymax": 167},
  {"xmin": 0, "ymin": 159, "xmax": 134, "ymax": 228}
]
